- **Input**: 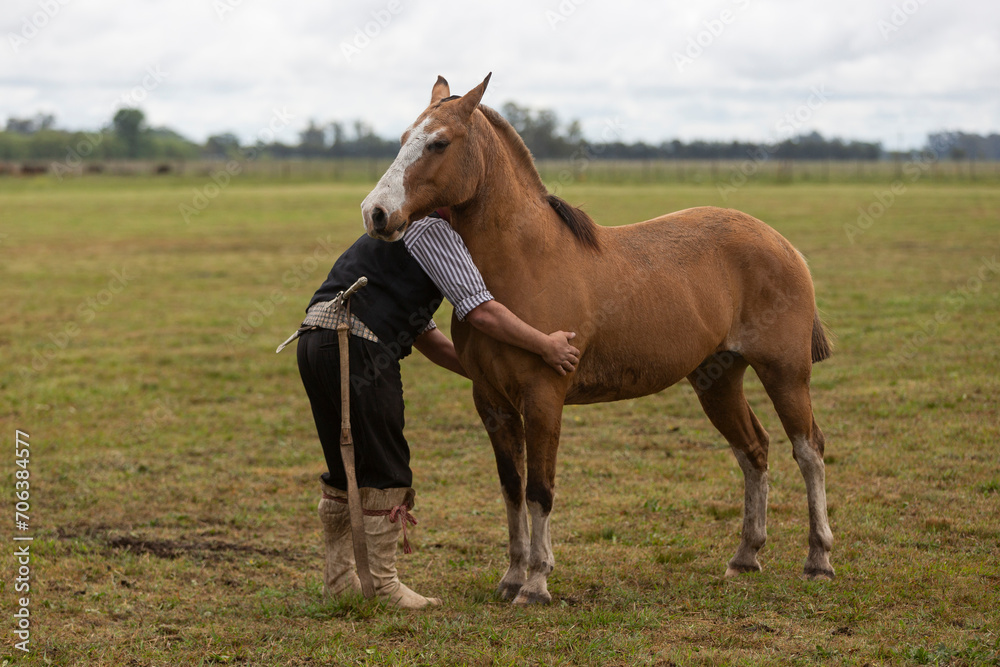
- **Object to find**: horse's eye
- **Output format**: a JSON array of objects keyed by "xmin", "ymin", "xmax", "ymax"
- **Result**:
[{"xmin": 428, "ymin": 140, "xmax": 450, "ymax": 152}]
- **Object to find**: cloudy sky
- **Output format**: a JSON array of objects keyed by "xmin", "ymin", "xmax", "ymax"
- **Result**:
[{"xmin": 2, "ymin": 0, "xmax": 998, "ymax": 150}]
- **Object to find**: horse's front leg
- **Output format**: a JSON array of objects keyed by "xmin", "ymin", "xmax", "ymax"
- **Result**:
[
  {"xmin": 472, "ymin": 383, "xmax": 528, "ymax": 600},
  {"xmin": 512, "ymin": 387, "xmax": 565, "ymax": 605}
]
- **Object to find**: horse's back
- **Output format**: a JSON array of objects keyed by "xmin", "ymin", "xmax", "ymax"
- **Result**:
[
  {"xmin": 602, "ymin": 206, "xmax": 812, "ymax": 302},
  {"xmin": 564, "ymin": 206, "xmax": 816, "ymax": 404},
  {"xmin": 609, "ymin": 206, "xmax": 800, "ymax": 263}
]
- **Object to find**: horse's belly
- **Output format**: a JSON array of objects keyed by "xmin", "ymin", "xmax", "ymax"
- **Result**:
[{"xmin": 564, "ymin": 355, "xmax": 693, "ymax": 404}]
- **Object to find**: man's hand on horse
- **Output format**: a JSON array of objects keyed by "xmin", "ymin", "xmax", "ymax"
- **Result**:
[{"xmin": 543, "ymin": 331, "xmax": 579, "ymax": 376}]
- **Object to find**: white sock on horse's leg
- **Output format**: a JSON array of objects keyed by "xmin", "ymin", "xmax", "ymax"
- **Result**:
[
  {"xmin": 726, "ymin": 448, "xmax": 769, "ymax": 577},
  {"xmin": 792, "ymin": 435, "xmax": 834, "ymax": 579},
  {"xmin": 512, "ymin": 500, "xmax": 554, "ymax": 605},
  {"xmin": 497, "ymin": 486, "xmax": 529, "ymax": 600}
]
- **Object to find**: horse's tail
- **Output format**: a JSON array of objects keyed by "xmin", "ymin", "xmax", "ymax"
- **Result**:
[{"xmin": 811, "ymin": 310, "xmax": 833, "ymax": 364}]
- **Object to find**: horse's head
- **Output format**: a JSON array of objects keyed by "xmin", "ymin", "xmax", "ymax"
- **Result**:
[{"xmin": 361, "ymin": 73, "xmax": 491, "ymax": 241}]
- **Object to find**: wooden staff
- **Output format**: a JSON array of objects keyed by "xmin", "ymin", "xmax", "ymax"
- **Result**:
[{"xmin": 336, "ymin": 277, "xmax": 375, "ymax": 599}]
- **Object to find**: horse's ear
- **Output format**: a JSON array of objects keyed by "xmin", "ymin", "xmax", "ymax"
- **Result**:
[
  {"xmin": 431, "ymin": 75, "xmax": 450, "ymax": 104},
  {"xmin": 454, "ymin": 72, "xmax": 491, "ymax": 118}
]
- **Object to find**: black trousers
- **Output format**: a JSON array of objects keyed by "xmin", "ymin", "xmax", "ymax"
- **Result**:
[{"xmin": 297, "ymin": 328, "xmax": 411, "ymax": 490}]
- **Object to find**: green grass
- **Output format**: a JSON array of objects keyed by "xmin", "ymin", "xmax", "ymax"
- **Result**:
[{"xmin": 1, "ymin": 175, "xmax": 999, "ymax": 665}]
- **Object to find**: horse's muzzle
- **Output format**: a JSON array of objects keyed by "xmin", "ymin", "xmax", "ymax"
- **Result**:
[
  {"xmin": 370, "ymin": 205, "xmax": 389, "ymax": 234},
  {"xmin": 362, "ymin": 203, "xmax": 408, "ymax": 241}
]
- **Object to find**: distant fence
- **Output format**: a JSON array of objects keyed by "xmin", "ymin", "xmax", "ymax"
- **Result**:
[
  {"xmin": 534, "ymin": 158, "xmax": 1000, "ymax": 186},
  {"xmin": 2, "ymin": 157, "xmax": 999, "ymax": 185},
  {"xmin": 0, "ymin": 158, "xmax": 395, "ymax": 183}
]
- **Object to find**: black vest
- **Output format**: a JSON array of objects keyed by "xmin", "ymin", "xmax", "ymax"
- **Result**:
[{"xmin": 309, "ymin": 234, "xmax": 443, "ymax": 360}]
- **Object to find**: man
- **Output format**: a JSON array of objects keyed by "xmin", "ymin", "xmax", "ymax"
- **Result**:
[{"xmin": 288, "ymin": 210, "xmax": 579, "ymax": 610}]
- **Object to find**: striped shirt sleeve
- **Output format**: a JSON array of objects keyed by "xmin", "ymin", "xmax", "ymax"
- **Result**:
[{"xmin": 404, "ymin": 216, "xmax": 494, "ymax": 321}]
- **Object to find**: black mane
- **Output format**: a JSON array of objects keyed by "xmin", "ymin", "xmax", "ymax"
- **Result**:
[
  {"xmin": 545, "ymin": 194, "xmax": 600, "ymax": 250},
  {"xmin": 476, "ymin": 104, "xmax": 600, "ymax": 251}
]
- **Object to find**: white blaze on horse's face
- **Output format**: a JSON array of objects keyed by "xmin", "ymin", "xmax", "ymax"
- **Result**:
[{"xmin": 361, "ymin": 115, "xmax": 441, "ymax": 241}]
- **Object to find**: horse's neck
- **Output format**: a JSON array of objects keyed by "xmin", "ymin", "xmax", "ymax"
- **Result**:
[
  {"xmin": 454, "ymin": 194, "xmax": 549, "ymax": 255},
  {"xmin": 452, "ymin": 125, "xmax": 557, "ymax": 271}
]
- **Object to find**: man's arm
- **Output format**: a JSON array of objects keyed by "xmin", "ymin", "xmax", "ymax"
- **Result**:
[
  {"xmin": 465, "ymin": 300, "xmax": 579, "ymax": 376},
  {"xmin": 405, "ymin": 216, "xmax": 580, "ymax": 376},
  {"xmin": 414, "ymin": 310, "xmax": 578, "ymax": 377},
  {"xmin": 413, "ymin": 327, "xmax": 468, "ymax": 378}
]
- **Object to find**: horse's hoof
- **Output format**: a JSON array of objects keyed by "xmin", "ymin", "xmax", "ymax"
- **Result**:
[
  {"xmin": 496, "ymin": 582, "xmax": 522, "ymax": 601},
  {"xmin": 804, "ymin": 567, "xmax": 835, "ymax": 581},
  {"xmin": 724, "ymin": 563, "xmax": 762, "ymax": 578},
  {"xmin": 512, "ymin": 589, "xmax": 551, "ymax": 605}
]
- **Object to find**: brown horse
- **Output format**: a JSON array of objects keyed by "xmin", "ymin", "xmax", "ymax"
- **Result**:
[{"xmin": 361, "ymin": 74, "xmax": 835, "ymax": 604}]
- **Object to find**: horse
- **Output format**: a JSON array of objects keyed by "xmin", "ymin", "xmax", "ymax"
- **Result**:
[{"xmin": 360, "ymin": 74, "xmax": 835, "ymax": 604}]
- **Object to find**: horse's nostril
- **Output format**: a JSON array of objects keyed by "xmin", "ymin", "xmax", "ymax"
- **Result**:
[{"xmin": 372, "ymin": 206, "xmax": 387, "ymax": 232}]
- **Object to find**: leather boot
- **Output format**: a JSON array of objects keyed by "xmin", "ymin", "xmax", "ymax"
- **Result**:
[
  {"xmin": 317, "ymin": 481, "xmax": 361, "ymax": 597},
  {"xmin": 360, "ymin": 487, "xmax": 442, "ymax": 609}
]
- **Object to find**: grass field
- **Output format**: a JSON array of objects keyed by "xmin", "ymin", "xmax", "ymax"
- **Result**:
[{"xmin": 1, "ymin": 173, "xmax": 999, "ymax": 665}]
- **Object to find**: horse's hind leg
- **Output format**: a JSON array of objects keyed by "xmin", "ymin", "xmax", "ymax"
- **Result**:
[
  {"xmin": 754, "ymin": 361, "xmax": 835, "ymax": 580},
  {"xmin": 688, "ymin": 353, "xmax": 771, "ymax": 577},
  {"xmin": 473, "ymin": 384, "xmax": 528, "ymax": 601}
]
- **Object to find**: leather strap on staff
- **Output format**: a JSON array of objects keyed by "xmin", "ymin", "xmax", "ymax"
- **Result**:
[{"xmin": 337, "ymin": 288, "xmax": 376, "ymax": 599}]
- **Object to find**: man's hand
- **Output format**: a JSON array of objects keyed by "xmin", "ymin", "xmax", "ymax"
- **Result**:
[
  {"xmin": 466, "ymin": 301, "xmax": 583, "ymax": 376},
  {"xmin": 542, "ymin": 331, "xmax": 580, "ymax": 376}
]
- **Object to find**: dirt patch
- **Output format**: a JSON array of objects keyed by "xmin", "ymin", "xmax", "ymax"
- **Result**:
[
  {"xmin": 58, "ymin": 526, "xmax": 302, "ymax": 563},
  {"xmin": 742, "ymin": 624, "xmax": 775, "ymax": 634},
  {"xmin": 106, "ymin": 535, "xmax": 293, "ymax": 561}
]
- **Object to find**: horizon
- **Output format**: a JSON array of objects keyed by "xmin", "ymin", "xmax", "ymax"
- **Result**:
[
  {"xmin": 3, "ymin": 106, "xmax": 981, "ymax": 151},
  {"xmin": 4, "ymin": 104, "xmax": 996, "ymax": 155}
]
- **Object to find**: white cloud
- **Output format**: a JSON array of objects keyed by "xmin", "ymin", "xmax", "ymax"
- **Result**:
[{"xmin": 1, "ymin": 0, "xmax": 997, "ymax": 148}]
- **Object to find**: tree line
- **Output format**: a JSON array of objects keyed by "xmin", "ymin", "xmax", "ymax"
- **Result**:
[{"xmin": 2, "ymin": 105, "xmax": 998, "ymax": 165}]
